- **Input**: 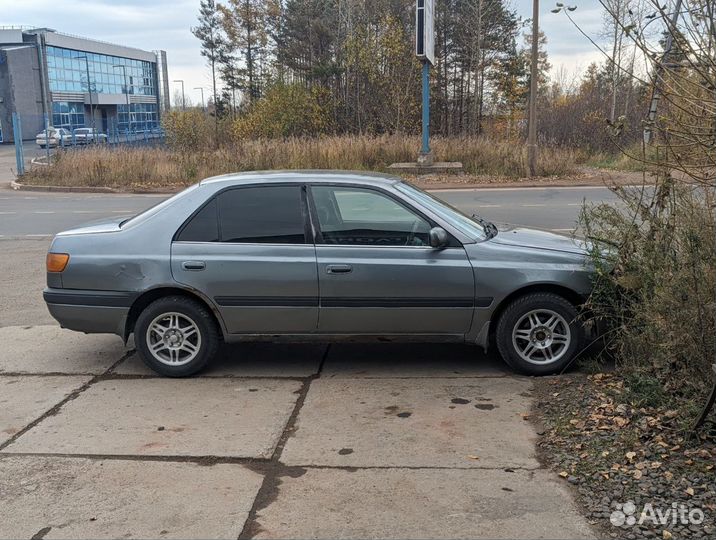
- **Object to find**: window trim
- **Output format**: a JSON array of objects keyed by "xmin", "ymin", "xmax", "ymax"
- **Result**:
[
  {"xmin": 173, "ymin": 183, "xmax": 313, "ymax": 245},
  {"xmin": 306, "ymin": 183, "xmax": 462, "ymax": 249}
]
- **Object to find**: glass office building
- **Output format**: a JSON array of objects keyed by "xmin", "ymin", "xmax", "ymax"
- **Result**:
[
  {"xmin": 0, "ymin": 27, "xmax": 169, "ymax": 141},
  {"xmin": 45, "ymin": 45, "xmax": 159, "ymax": 132}
]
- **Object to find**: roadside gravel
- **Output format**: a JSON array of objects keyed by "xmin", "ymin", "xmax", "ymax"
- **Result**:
[{"xmin": 532, "ymin": 373, "xmax": 715, "ymax": 540}]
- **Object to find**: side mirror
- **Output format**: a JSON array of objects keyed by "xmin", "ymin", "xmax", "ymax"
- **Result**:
[{"xmin": 429, "ymin": 227, "xmax": 448, "ymax": 248}]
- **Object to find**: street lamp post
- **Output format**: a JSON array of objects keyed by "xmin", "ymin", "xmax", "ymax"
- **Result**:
[
  {"xmin": 173, "ymin": 80, "xmax": 185, "ymax": 110},
  {"xmin": 76, "ymin": 55, "xmax": 96, "ymax": 133},
  {"xmin": 112, "ymin": 64, "xmax": 131, "ymax": 134},
  {"xmin": 194, "ymin": 87, "xmax": 205, "ymax": 111}
]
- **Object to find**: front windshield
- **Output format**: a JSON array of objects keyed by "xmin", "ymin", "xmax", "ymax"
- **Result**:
[{"xmin": 395, "ymin": 182, "xmax": 494, "ymax": 240}]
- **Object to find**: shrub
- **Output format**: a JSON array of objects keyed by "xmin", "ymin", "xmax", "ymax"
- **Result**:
[
  {"xmin": 233, "ymin": 83, "xmax": 333, "ymax": 139},
  {"xmin": 162, "ymin": 109, "xmax": 215, "ymax": 152},
  {"xmin": 580, "ymin": 177, "xmax": 715, "ymax": 419}
]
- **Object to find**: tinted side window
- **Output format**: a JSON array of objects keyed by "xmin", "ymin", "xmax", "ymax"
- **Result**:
[
  {"xmin": 176, "ymin": 198, "xmax": 219, "ymax": 242},
  {"xmin": 217, "ymin": 186, "xmax": 305, "ymax": 244},
  {"xmin": 311, "ymin": 186, "xmax": 431, "ymax": 246}
]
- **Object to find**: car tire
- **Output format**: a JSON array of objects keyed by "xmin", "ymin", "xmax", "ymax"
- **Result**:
[
  {"xmin": 135, "ymin": 295, "xmax": 219, "ymax": 377},
  {"xmin": 495, "ymin": 292, "xmax": 583, "ymax": 376}
]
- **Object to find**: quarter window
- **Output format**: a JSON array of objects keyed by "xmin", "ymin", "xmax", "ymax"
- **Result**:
[
  {"xmin": 176, "ymin": 199, "xmax": 219, "ymax": 242},
  {"xmin": 311, "ymin": 186, "xmax": 432, "ymax": 246}
]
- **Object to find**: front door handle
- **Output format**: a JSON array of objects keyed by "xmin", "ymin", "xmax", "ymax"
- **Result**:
[
  {"xmin": 182, "ymin": 261, "xmax": 206, "ymax": 271},
  {"xmin": 326, "ymin": 264, "xmax": 352, "ymax": 274}
]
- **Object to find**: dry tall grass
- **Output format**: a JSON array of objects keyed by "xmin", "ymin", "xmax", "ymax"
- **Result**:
[{"xmin": 25, "ymin": 135, "xmax": 582, "ymax": 188}]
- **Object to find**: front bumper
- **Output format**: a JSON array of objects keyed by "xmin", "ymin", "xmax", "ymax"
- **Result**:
[{"xmin": 43, "ymin": 288, "xmax": 134, "ymax": 336}]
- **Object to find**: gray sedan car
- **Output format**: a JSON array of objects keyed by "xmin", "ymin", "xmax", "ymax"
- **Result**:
[{"xmin": 44, "ymin": 171, "xmax": 595, "ymax": 377}]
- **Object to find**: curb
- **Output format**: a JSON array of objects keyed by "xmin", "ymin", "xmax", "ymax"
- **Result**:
[
  {"xmin": 8, "ymin": 178, "xmax": 627, "ymax": 194},
  {"xmin": 417, "ymin": 180, "xmax": 616, "ymax": 190},
  {"xmin": 9, "ymin": 180, "xmax": 177, "ymax": 194}
]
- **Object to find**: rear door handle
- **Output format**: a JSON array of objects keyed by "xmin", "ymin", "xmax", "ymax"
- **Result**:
[
  {"xmin": 182, "ymin": 261, "xmax": 206, "ymax": 271},
  {"xmin": 326, "ymin": 264, "xmax": 352, "ymax": 274}
]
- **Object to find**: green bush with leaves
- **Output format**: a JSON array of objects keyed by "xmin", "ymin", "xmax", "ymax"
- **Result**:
[
  {"xmin": 162, "ymin": 109, "xmax": 216, "ymax": 152},
  {"xmin": 233, "ymin": 83, "xmax": 333, "ymax": 139}
]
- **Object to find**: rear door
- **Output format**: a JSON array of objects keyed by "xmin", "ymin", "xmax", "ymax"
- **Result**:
[
  {"xmin": 309, "ymin": 184, "xmax": 475, "ymax": 335},
  {"xmin": 171, "ymin": 184, "xmax": 319, "ymax": 334}
]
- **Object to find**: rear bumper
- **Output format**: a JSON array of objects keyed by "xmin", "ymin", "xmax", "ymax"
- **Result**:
[{"xmin": 43, "ymin": 288, "xmax": 135, "ymax": 336}]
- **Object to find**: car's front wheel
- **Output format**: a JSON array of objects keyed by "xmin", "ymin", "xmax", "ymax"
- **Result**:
[
  {"xmin": 135, "ymin": 295, "xmax": 219, "ymax": 377},
  {"xmin": 495, "ymin": 292, "xmax": 583, "ymax": 375}
]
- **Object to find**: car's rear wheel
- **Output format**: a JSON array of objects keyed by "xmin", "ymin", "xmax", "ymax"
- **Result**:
[
  {"xmin": 495, "ymin": 292, "xmax": 583, "ymax": 375},
  {"xmin": 135, "ymin": 295, "xmax": 219, "ymax": 377}
]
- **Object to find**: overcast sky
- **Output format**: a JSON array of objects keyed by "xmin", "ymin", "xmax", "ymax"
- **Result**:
[{"xmin": 3, "ymin": 0, "xmax": 607, "ymax": 104}]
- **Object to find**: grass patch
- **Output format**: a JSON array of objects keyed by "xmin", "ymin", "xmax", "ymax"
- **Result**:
[
  {"xmin": 622, "ymin": 372, "xmax": 668, "ymax": 409},
  {"xmin": 586, "ymin": 152, "xmax": 646, "ymax": 171},
  {"xmin": 23, "ymin": 135, "xmax": 583, "ymax": 188},
  {"xmin": 584, "ymin": 143, "xmax": 659, "ymax": 172}
]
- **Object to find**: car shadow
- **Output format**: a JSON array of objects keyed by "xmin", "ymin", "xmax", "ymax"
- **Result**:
[{"xmin": 215, "ymin": 341, "xmax": 509, "ymax": 379}]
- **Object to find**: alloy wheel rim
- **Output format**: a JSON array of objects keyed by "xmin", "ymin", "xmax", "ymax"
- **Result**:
[
  {"xmin": 511, "ymin": 309, "xmax": 571, "ymax": 365},
  {"xmin": 145, "ymin": 312, "xmax": 201, "ymax": 367}
]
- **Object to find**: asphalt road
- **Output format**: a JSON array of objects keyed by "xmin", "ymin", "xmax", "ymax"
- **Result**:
[{"xmin": 0, "ymin": 185, "xmax": 621, "ymax": 238}]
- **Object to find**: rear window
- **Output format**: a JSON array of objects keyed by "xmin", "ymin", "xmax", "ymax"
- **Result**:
[{"xmin": 121, "ymin": 184, "xmax": 198, "ymax": 228}]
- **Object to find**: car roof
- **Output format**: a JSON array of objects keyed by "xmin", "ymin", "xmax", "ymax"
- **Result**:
[{"xmin": 199, "ymin": 170, "xmax": 402, "ymax": 188}]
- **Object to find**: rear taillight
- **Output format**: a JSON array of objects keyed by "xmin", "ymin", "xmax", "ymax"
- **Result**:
[{"xmin": 46, "ymin": 253, "xmax": 70, "ymax": 272}]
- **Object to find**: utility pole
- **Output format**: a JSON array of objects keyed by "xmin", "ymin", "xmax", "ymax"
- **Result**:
[
  {"xmin": 527, "ymin": 0, "xmax": 539, "ymax": 177},
  {"xmin": 644, "ymin": 0, "xmax": 683, "ymax": 145},
  {"xmin": 173, "ymin": 80, "xmax": 186, "ymax": 110}
]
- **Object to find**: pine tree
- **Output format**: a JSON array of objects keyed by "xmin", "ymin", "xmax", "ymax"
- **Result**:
[
  {"xmin": 220, "ymin": 0, "xmax": 277, "ymax": 102},
  {"xmin": 191, "ymin": 0, "xmax": 226, "ymax": 119}
]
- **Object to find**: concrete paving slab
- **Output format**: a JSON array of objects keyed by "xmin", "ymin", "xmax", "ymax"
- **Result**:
[
  {"xmin": 0, "ymin": 376, "xmax": 90, "ymax": 445},
  {"xmin": 282, "ymin": 377, "xmax": 537, "ymax": 468},
  {"xmin": 113, "ymin": 342, "xmax": 325, "ymax": 378},
  {"xmin": 0, "ymin": 456, "xmax": 264, "ymax": 539},
  {"xmin": 0, "ymin": 240, "xmax": 52, "ymax": 327},
  {"xmin": 0, "ymin": 326, "xmax": 127, "ymax": 374},
  {"xmin": 322, "ymin": 343, "xmax": 509, "ymax": 378},
  {"xmin": 5, "ymin": 378, "xmax": 302, "ymax": 458},
  {"xmin": 251, "ymin": 467, "xmax": 595, "ymax": 539}
]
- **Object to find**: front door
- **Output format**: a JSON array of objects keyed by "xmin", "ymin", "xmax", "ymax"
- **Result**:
[
  {"xmin": 309, "ymin": 185, "xmax": 475, "ymax": 335},
  {"xmin": 171, "ymin": 184, "xmax": 318, "ymax": 334}
]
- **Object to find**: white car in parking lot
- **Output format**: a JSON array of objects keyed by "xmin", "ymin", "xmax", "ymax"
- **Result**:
[
  {"xmin": 36, "ymin": 128, "xmax": 72, "ymax": 148},
  {"xmin": 73, "ymin": 128, "xmax": 108, "ymax": 144}
]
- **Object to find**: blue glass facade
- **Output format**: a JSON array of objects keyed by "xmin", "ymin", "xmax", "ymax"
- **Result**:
[
  {"xmin": 51, "ymin": 102, "xmax": 85, "ymax": 130},
  {"xmin": 45, "ymin": 45, "xmax": 159, "ymax": 132},
  {"xmin": 46, "ymin": 45, "xmax": 157, "ymax": 96},
  {"xmin": 117, "ymin": 103, "xmax": 159, "ymax": 132}
]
